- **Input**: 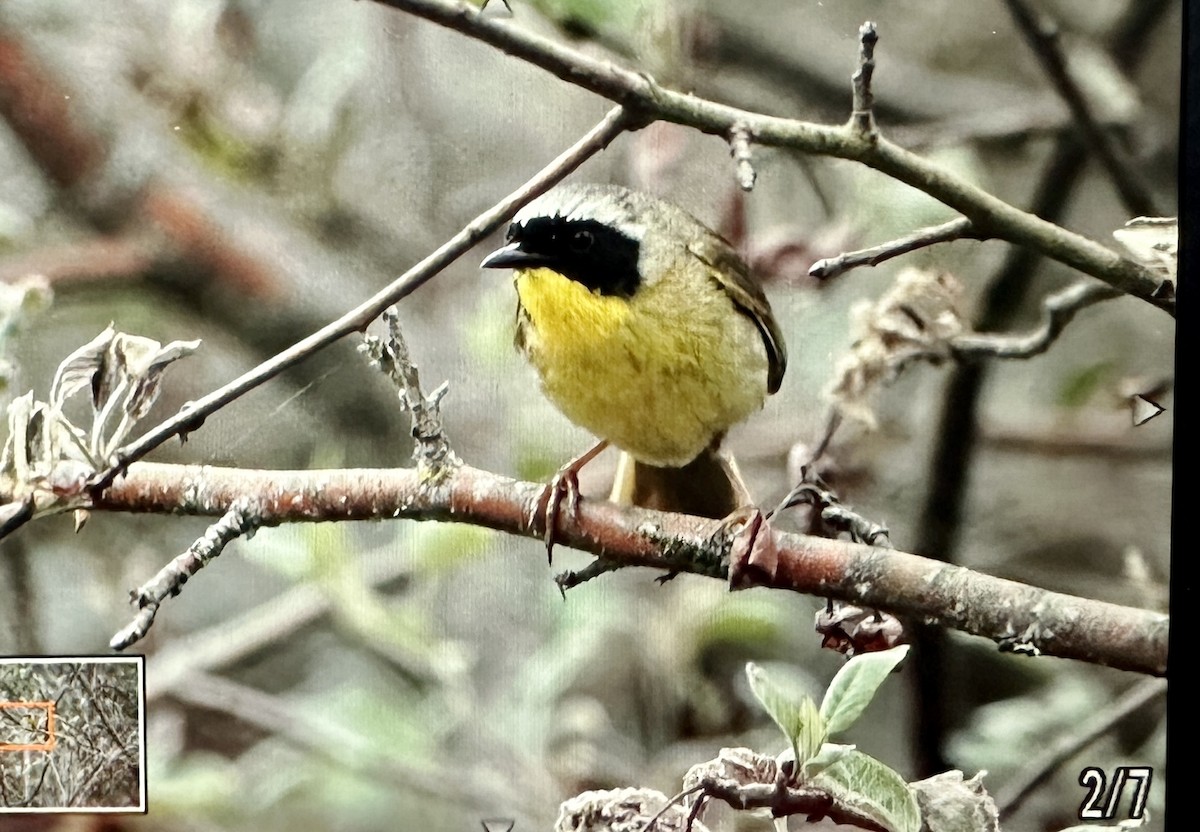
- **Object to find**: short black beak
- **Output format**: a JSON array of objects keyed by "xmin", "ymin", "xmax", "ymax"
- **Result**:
[{"xmin": 480, "ymin": 242, "xmax": 548, "ymax": 269}]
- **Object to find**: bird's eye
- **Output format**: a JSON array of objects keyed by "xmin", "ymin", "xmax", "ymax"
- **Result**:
[{"xmin": 569, "ymin": 229, "xmax": 594, "ymax": 253}]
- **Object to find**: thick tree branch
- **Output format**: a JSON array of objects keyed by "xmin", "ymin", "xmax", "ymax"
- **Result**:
[
  {"xmin": 367, "ymin": 0, "xmax": 1169, "ymax": 313},
  {"xmin": 85, "ymin": 461, "xmax": 1169, "ymax": 676}
]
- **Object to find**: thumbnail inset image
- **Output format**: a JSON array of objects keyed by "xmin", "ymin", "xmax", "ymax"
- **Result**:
[{"xmin": 0, "ymin": 657, "xmax": 145, "ymax": 812}]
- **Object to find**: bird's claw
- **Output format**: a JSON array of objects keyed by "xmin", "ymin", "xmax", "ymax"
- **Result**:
[{"xmin": 538, "ymin": 466, "xmax": 582, "ymax": 565}]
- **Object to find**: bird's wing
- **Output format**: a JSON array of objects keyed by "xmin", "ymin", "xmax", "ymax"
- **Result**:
[{"xmin": 688, "ymin": 234, "xmax": 788, "ymax": 394}]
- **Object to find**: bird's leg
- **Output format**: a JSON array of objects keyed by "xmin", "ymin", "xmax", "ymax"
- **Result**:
[
  {"xmin": 702, "ymin": 450, "xmax": 783, "ymax": 587},
  {"xmin": 714, "ymin": 449, "xmax": 754, "ymax": 507},
  {"xmin": 536, "ymin": 440, "xmax": 609, "ymax": 564}
]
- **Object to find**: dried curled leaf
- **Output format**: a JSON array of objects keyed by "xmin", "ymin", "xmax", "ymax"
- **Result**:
[
  {"xmin": 48, "ymin": 328, "xmax": 201, "ymax": 460},
  {"xmin": 827, "ymin": 269, "xmax": 965, "ymax": 428},
  {"xmin": 816, "ymin": 604, "xmax": 907, "ymax": 657},
  {"xmin": 910, "ymin": 770, "xmax": 999, "ymax": 832},
  {"xmin": 680, "ymin": 748, "xmax": 778, "ymax": 826},
  {"xmin": 51, "ymin": 328, "xmax": 201, "ymax": 429},
  {"xmin": 50, "ymin": 325, "xmax": 118, "ymax": 411},
  {"xmin": 1, "ymin": 392, "xmax": 92, "ymax": 502},
  {"xmin": 554, "ymin": 787, "xmax": 709, "ymax": 832},
  {"xmin": 1, "ymin": 327, "xmax": 201, "ymax": 521},
  {"xmin": 681, "ymin": 747, "xmax": 779, "ymax": 795},
  {"xmin": 1113, "ymin": 217, "xmax": 1176, "ymax": 291}
]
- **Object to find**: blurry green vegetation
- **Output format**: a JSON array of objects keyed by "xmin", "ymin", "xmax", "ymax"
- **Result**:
[
  {"xmin": 1056, "ymin": 360, "xmax": 1117, "ymax": 409},
  {"xmin": 178, "ymin": 98, "xmax": 280, "ymax": 183}
]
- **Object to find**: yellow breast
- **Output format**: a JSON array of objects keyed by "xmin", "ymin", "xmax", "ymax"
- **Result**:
[{"xmin": 515, "ymin": 267, "xmax": 769, "ymax": 467}]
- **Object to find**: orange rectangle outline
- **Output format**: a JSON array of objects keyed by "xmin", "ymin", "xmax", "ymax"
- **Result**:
[{"xmin": 0, "ymin": 701, "xmax": 56, "ymax": 751}]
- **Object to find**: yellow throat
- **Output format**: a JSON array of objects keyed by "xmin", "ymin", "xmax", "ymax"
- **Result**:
[{"xmin": 514, "ymin": 266, "xmax": 769, "ymax": 468}]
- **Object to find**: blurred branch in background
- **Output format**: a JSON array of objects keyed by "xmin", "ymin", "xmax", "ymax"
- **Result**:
[
  {"xmin": 994, "ymin": 676, "xmax": 1166, "ymax": 818},
  {"xmin": 166, "ymin": 670, "xmax": 513, "ymax": 813},
  {"xmin": 910, "ymin": 0, "xmax": 1174, "ymax": 776},
  {"xmin": 0, "ymin": 25, "xmax": 409, "ymax": 451},
  {"xmin": 1002, "ymin": 0, "xmax": 1159, "ymax": 216}
]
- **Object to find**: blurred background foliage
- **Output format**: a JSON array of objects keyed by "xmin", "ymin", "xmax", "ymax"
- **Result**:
[{"xmin": 0, "ymin": 0, "xmax": 1175, "ymax": 830}]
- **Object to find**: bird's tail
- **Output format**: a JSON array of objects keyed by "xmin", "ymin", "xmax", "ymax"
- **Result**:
[{"xmin": 609, "ymin": 446, "xmax": 751, "ymax": 519}]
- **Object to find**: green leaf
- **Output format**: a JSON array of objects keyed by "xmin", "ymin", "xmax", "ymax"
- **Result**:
[
  {"xmin": 812, "ymin": 750, "xmax": 922, "ymax": 832},
  {"xmin": 1057, "ymin": 361, "xmax": 1115, "ymax": 409},
  {"xmin": 802, "ymin": 742, "xmax": 857, "ymax": 779},
  {"xmin": 821, "ymin": 644, "xmax": 910, "ymax": 735},
  {"xmin": 795, "ymin": 695, "xmax": 827, "ymax": 769},
  {"xmin": 527, "ymin": 0, "xmax": 648, "ymax": 37},
  {"xmin": 745, "ymin": 662, "xmax": 824, "ymax": 770}
]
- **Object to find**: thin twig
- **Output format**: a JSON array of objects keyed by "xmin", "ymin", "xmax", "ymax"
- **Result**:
[
  {"xmin": 555, "ymin": 557, "xmax": 624, "ymax": 595},
  {"xmin": 684, "ymin": 795, "xmax": 706, "ymax": 832},
  {"xmin": 1002, "ymin": 0, "xmax": 1159, "ymax": 216},
  {"xmin": 727, "ymin": 122, "xmax": 757, "ymax": 191},
  {"xmin": 642, "ymin": 785, "xmax": 706, "ymax": 832},
  {"xmin": 850, "ymin": 21, "xmax": 879, "ymax": 138},
  {"xmin": 366, "ymin": 0, "xmax": 1168, "ymax": 311},
  {"xmin": 774, "ymin": 481, "xmax": 890, "ymax": 548},
  {"xmin": 809, "ymin": 217, "xmax": 979, "ymax": 280},
  {"xmin": 360, "ymin": 306, "xmax": 460, "ymax": 474},
  {"xmin": 696, "ymin": 777, "xmax": 889, "ymax": 832},
  {"xmin": 995, "ymin": 678, "xmax": 1166, "ymax": 817},
  {"xmin": 952, "ymin": 280, "xmax": 1121, "ymax": 359},
  {"xmin": 83, "ymin": 460, "xmax": 1170, "ymax": 675},
  {"xmin": 81, "ymin": 105, "xmax": 631, "ymax": 498},
  {"xmin": 109, "ymin": 498, "xmax": 261, "ymax": 650}
]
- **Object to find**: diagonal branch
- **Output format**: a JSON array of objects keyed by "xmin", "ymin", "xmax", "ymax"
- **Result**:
[
  {"xmin": 81, "ymin": 105, "xmax": 632, "ymax": 497},
  {"xmin": 995, "ymin": 677, "xmax": 1166, "ymax": 818},
  {"xmin": 367, "ymin": 0, "xmax": 1168, "ymax": 313},
  {"xmin": 110, "ymin": 498, "xmax": 263, "ymax": 650},
  {"xmin": 1002, "ymin": 0, "xmax": 1159, "ymax": 216},
  {"xmin": 86, "ymin": 461, "xmax": 1169, "ymax": 676},
  {"xmin": 809, "ymin": 217, "xmax": 980, "ymax": 280}
]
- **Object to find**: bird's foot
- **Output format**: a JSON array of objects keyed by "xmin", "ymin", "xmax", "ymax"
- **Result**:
[
  {"xmin": 535, "ymin": 440, "xmax": 609, "ymax": 565},
  {"xmin": 538, "ymin": 465, "xmax": 581, "ymax": 565},
  {"xmin": 720, "ymin": 506, "xmax": 781, "ymax": 589}
]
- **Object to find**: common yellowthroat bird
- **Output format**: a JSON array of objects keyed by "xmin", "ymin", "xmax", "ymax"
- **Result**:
[{"xmin": 480, "ymin": 183, "xmax": 786, "ymax": 553}]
